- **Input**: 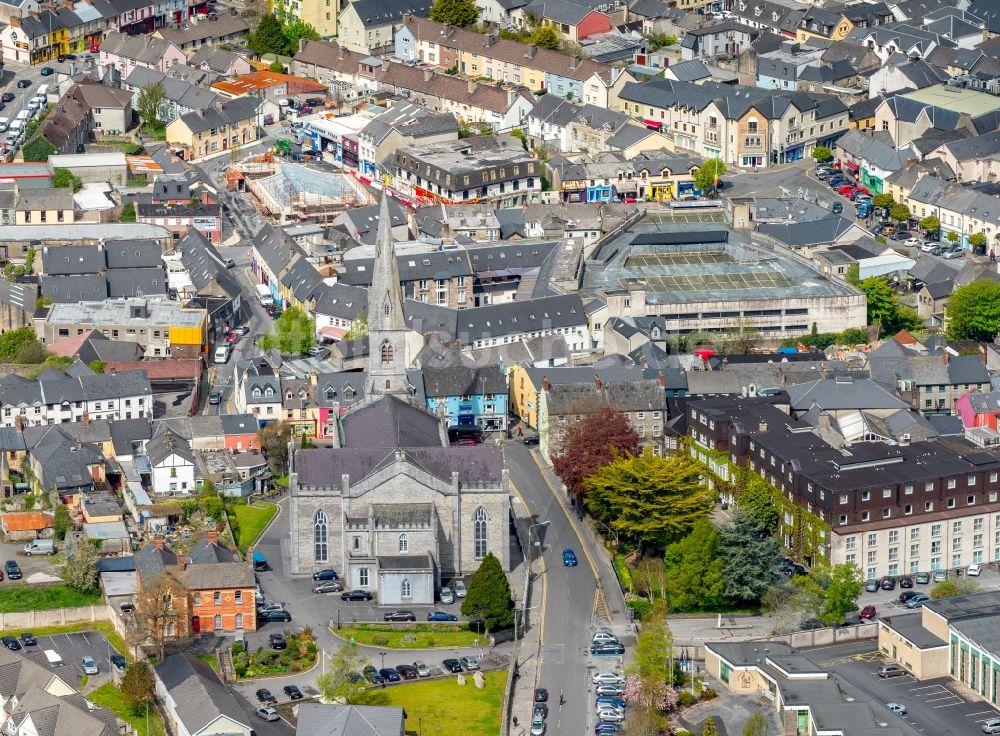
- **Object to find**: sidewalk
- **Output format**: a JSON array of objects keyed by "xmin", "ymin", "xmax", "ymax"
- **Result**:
[{"xmin": 507, "ymin": 488, "xmax": 542, "ymax": 735}]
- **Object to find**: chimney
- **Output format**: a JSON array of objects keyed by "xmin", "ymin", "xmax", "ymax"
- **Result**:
[
  {"xmin": 528, "ymin": 45, "xmax": 538, "ymax": 58},
  {"xmin": 424, "ymin": 68, "xmax": 434, "ymax": 82},
  {"xmin": 759, "ymin": 421, "xmax": 768, "ymax": 432},
  {"xmin": 570, "ymin": 55, "xmax": 580, "ymax": 70},
  {"xmin": 338, "ymin": 44, "xmax": 345, "ymax": 60},
  {"xmin": 657, "ymin": 370, "xmax": 665, "ymax": 388},
  {"xmin": 9, "ymin": 16, "xmax": 19, "ymax": 27},
  {"xmin": 14, "ymin": 416, "xmax": 23, "ymax": 430},
  {"xmin": 542, "ymin": 375, "xmax": 551, "ymax": 391},
  {"xmin": 152, "ymin": 534, "xmax": 165, "ymax": 550},
  {"xmin": 206, "ymin": 527, "xmax": 220, "ymax": 545},
  {"xmin": 594, "ymin": 374, "xmax": 602, "ymax": 391},
  {"xmin": 403, "ymin": 12, "xmax": 411, "ymax": 23},
  {"xmin": 82, "ymin": 412, "xmax": 90, "ymax": 426},
  {"xmin": 468, "ymin": 79, "xmax": 477, "ymax": 94},
  {"xmin": 944, "ymin": 351, "xmax": 950, "ymax": 365},
  {"xmin": 176, "ymin": 554, "xmax": 186, "ymax": 571},
  {"xmin": 485, "ymin": 33, "xmax": 494, "ymax": 47},
  {"xmin": 309, "ymin": 371, "xmax": 318, "ymax": 388},
  {"xmin": 299, "ymin": 37, "xmax": 307, "ymax": 54},
  {"xmin": 818, "ymin": 411, "xmax": 831, "ymax": 429}
]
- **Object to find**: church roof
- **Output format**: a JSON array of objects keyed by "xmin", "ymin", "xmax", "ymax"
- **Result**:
[
  {"xmin": 294, "ymin": 446, "xmax": 504, "ymax": 487},
  {"xmin": 373, "ymin": 503, "xmax": 433, "ymax": 527},
  {"xmin": 340, "ymin": 395, "xmax": 443, "ymax": 448}
]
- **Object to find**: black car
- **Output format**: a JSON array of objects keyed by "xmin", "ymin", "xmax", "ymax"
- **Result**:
[
  {"xmin": 379, "ymin": 667, "xmax": 401, "ymax": 682},
  {"xmin": 396, "ymin": 664, "xmax": 418, "ymax": 680},
  {"xmin": 110, "ymin": 653, "xmax": 127, "ymax": 670},
  {"xmin": 799, "ymin": 618, "xmax": 823, "ymax": 630},
  {"xmin": 881, "ymin": 576, "xmax": 897, "ymax": 591},
  {"xmin": 5, "ymin": 561, "xmax": 22, "ymax": 580},
  {"xmin": 341, "ymin": 590, "xmax": 373, "ymax": 601},
  {"xmin": 831, "ymin": 202, "xmax": 843, "ymax": 215},
  {"xmin": 534, "ymin": 688, "xmax": 549, "ymax": 702},
  {"xmin": 534, "ymin": 703, "xmax": 549, "ymax": 719},
  {"xmin": 19, "ymin": 633, "xmax": 36, "ymax": 646},
  {"xmin": 384, "ymin": 610, "xmax": 416, "ymax": 622},
  {"xmin": 256, "ymin": 688, "xmax": 277, "ymax": 704},
  {"xmin": 39, "ymin": 67, "xmax": 54, "ymax": 76},
  {"xmin": 889, "ymin": 230, "xmax": 910, "ymax": 241},
  {"xmin": 0, "ymin": 93, "xmax": 12, "ymax": 103},
  {"xmin": 15, "ymin": 80, "xmax": 30, "ymax": 88},
  {"xmin": 260, "ymin": 609, "xmax": 292, "ymax": 623},
  {"xmin": 442, "ymin": 658, "xmax": 463, "ymax": 673},
  {"xmin": 899, "ymin": 576, "xmax": 913, "ymax": 589},
  {"xmin": 899, "ymin": 591, "xmax": 919, "ymax": 604},
  {"xmin": 269, "ymin": 634, "xmax": 287, "ymax": 650},
  {"xmin": 363, "ymin": 665, "xmax": 385, "ymax": 684},
  {"xmin": 523, "ymin": 435, "xmax": 540, "ymax": 446},
  {"xmin": 1, "ymin": 636, "xmax": 20, "ymax": 651},
  {"xmin": 312, "ymin": 568, "xmax": 338, "ymax": 581},
  {"xmin": 865, "ymin": 579, "xmax": 880, "ymax": 593},
  {"xmin": 283, "ymin": 685, "xmax": 303, "ymax": 700},
  {"xmin": 591, "ymin": 643, "xmax": 625, "ymax": 655}
]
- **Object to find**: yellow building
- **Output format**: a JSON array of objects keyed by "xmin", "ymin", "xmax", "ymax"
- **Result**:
[
  {"xmin": 166, "ymin": 97, "xmax": 260, "ymax": 162},
  {"xmin": 795, "ymin": 8, "xmax": 853, "ymax": 43},
  {"xmin": 509, "ymin": 364, "xmax": 544, "ymax": 429},
  {"xmin": 15, "ymin": 188, "xmax": 75, "ymax": 225}
]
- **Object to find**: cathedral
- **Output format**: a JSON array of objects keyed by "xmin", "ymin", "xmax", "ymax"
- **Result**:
[{"xmin": 287, "ymin": 197, "xmax": 511, "ymax": 602}]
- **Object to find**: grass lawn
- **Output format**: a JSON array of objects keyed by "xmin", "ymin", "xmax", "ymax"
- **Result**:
[
  {"xmin": 381, "ymin": 670, "xmax": 505, "ymax": 736},
  {"xmin": 0, "ymin": 585, "xmax": 103, "ymax": 613},
  {"xmin": 229, "ymin": 502, "xmax": 277, "ymax": 553},
  {"xmin": 197, "ymin": 653, "xmax": 220, "ymax": 672},
  {"xmin": 0, "ymin": 622, "xmax": 132, "ymax": 664},
  {"xmin": 88, "ymin": 683, "xmax": 166, "ymax": 736},
  {"xmin": 333, "ymin": 624, "xmax": 482, "ymax": 649}
]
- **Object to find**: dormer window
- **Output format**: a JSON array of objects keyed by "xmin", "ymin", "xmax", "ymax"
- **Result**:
[
  {"xmin": 264, "ymin": 387, "xmax": 273, "ymax": 397},
  {"xmin": 326, "ymin": 388, "xmax": 335, "ymax": 400}
]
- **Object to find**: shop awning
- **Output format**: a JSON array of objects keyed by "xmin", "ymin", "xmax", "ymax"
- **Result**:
[
  {"xmin": 643, "ymin": 119, "xmax": 663, "ymax": 129},
  {"xmin": 844, "ymin": 160, "xmax": 860, "ymax": 172}
]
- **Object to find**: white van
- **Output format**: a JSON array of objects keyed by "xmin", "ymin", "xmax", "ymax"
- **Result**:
[
  {"xmin": 43, "ymin": 649, "xmax": 63, "ymax": 668},
  {"xmin": 30, "ymin": 95, "xmax": 45, "ymax": 109},
  {"xmin": 36, "ymin": 84, "xmax": 48, "ymax": 98},
  {"xmin": 9, "ymin": 121, "xmax": 23, "ymax": 136},
  {"xmin": 15, "ymin": 110, "xmax": 29, "ymax": 122},
  {"xmin": 0, "ymin": 118, "xmax": 10, "ymax": 133},
  {"xmin": 255, "ymin": 283, "xmax": 274, "ymax": 306},
  {"xmin": 24, "ymin": 538, "xmax": 54, "ymax": 555},
  {"xmin": 213, "ymin": 345, "xmax": 230, "ymax": 364}
]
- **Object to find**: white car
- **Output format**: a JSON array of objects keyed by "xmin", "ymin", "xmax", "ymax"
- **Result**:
[
  {"xmin": 597, "ymin": 709, "xmax": 625, "ymax": 723},
  {"xmin": 414, "ymin": 661, "xmax": 430, "ymax": 677},
  {"xmin": 256, "ymin": 707, "xmax": 280, "ymax": 722},
  {"xmin": 440, "ymin": 587, "xmax": 455, "ymax": 604},
  {"xmin": 920, "ymin": 241, "xmax": 937, "ymax": 252},
  {"xmin": 904, "ymin": 237, "xmax": 922, "ymax": 248},
  {"xmin": 453, "ymin": 580, "xmax": 467, "ymax": 598},
  {"xmin": 81, "ymin": 656, "xmax": 99, "ymax": 675},
  {"xmin": 530, "ymin": 717, "xmax": 546, "ymax": 736},
  {"xmin": 969, "ymin": 563, "xmax": 982, "ymax": 577},
  {"xmin": 592, "ymin": 672, "xmax": 626, "ymax": 685},
  {"xmin": 592, "ymin": 631, "xmax": 620, "ymax": 646},
  {"xmin": 886, "ymin": 702, "xmax": 906, "ymax": 716}
]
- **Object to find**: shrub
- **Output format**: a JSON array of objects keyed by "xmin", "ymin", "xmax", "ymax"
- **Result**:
[
  {"xmin": 371, "ymin": 635, "xmax": 389, "ymax": 646},
  {"xmin": 614, "ymin": 555, "xmax": 633, "ymax": 593},
  {"xmin": 288, "ymin": 660, "xmax": 302, "ymax": 672},
  {"xmin": 232, "ymin": 642, "xmax": 245, "ymax": 655},
  {"xmin": 677, "ymin": 691, "xmax": 697, "ymax": 708},
  {"xmin": 254, "ymin": 649, "xmax": 278, "ymax": 665},
  {"xmin": 701, "ymin": 687, "xmax": 718, "ymax": 701},
  {"xmin": 626, "ymin": 595, "xmax": 652, "ymax": 620}
]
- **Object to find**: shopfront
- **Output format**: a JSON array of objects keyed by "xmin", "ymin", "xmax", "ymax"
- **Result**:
[{"xmin": 860, "ymin": 167, "xmax": 883, "ymax": 194}]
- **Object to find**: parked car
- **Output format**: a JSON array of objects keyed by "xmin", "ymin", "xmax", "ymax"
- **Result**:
[
  {"xmin": 531, "ymin": 716, "xmax": 546, "ymax": 736},
  {"xmin": 859, "ymin": 605, "xmax": 877, "ymax": 620},
  {"xmin": 341, "ymin": 590, "xmax": 373, "ymax": 601},
  {"xmin": 592, "ymin": 643, "xmax": 626, "ymax": 655},
  {"xmin": 0, "ymin": 93, "xmax": 12, "ymax": 103},
  {"xmin": 933, "ymin": 570, "xmax": 948, "ymax": 582},
  {"xmin": 396, "ymin": 664, "xmax": 418, "ymax": 680},
  {"xmin": 596, "ymin": 696, "xmax": 626, "ymax": 710},
  {"xmin": 257, "ymin": 603, "xmax": 284, "ymax": 615},
  {"xmin": 597, "ymin": 709, "xmax": 625, "ymax": 723},
  {"xmin": 414, "ymin": 661, "xmax": 430, "ymax": 677},
  {"xmin": 981, "ymin": 717, "xmax": 1000, "ymax": 733},
  {"xmin": 379, "ymin": 667, "xmax": 401, "ymax": 683},
  {"xmin": 920, "ymin": 241, "xmax": 938, "ymax": 252},
  {"xmin": 1, "ymin": 636, "xmax": 20, "ymax": 651},
  {"xmin": 886, "ymin": 703, "xmax": 907, "ymax": 716},
  {"xmin": 534, "ymin": 702, "xmax": 549, "ymax": 719},
  {"xmin": 208, "ymin": 391, "xmax": 222, "ymax": 405},
  {"xmin": 878, "ymin": 664, "xmax": 906, "ymax": 678},
  {"xmin": 944, "ymin": 247, "xmax": 965, "ymax": 259},
  {"xmin": 915, "ymin": 571, "xmax": 931, "ymax": 584},
  {"xmin": 269, "ymin": 634, "xmax": 287, "ymax": 650},
  {"xmin": 442, "ymin": 658, "xmax": 463, "ymax": 673},
  {"xmin": 799, "ymin": 618, "xmax": 823, "ymax": 631},
  {"xmin": 81, "ymin": 657, "xmax": 99, "ymax": 675},
  {"xmin": 312, "ymin": 569, "xmax": 338, "ymax": 581},
  {"xmin": 904, "ymin": 237, "xmax": 923, "ymax": 247},
  {"xmin": 534, "ymin": 688, "xmax": 549, "ymax": 702},
  {"xmin": 898, "ymin": 591, "xmax": 919, "ymax": 604},
  {"xmin": 899, "ymin": 576, "xmax": 913, "ymax": 589},
  {"xmin": 595, "ymin": 684, "xmax": 625, "ymax": 697},
  {"xmin": 454, "ymin": 581, "xmax": 467, "ymax": 597},
  {"xmin": 881, "ymin": 577, "xmax": 897, "ymax": 590},
  {"xmin": 224, "ymin": 332, "xmax": 240, "ymax": 345},
  {"xmin": 283, "ymin": 685, "xmax": 303, "ymax": 700},
  {"xmin": 889, "ymin": 230, "xmax": 910, "ymax": 241},
  {"xmin": 39, "ymin": 67, "xmax": 53, "ymax": 76},
  {"xmin": 562, "ymin": 548, "xmax": 578, "ymax": 567},
  {"xmin": 460, "ymin": 656, "xmax": 480, "ymax": 671},
  {"xmin": 312, "ymin": 581, "xmax": 343, "ymax": 594},
  {"xmin": 439, "ymin": 587, "xmax": 455, "ymax": 604},
  {"xmin": 256, "ymin": 707, "xmax": 280, "ymax": 722},
  {"xmin": 969, "ymin": 563, "xmax": 983, "ymax": 576},
  {"xmin": 363, "ymin": 665, "xmax": 385, "ymax": 684},
  {"xmin": 384, "ymin": 610, "xmax": 416, "ymax": 622},
  {"xmin": 906, "ymin": 593, "xmax": 931, "ymax": 608},
  {"xmin": 19, "ymin": 633, "xmax": 36, "ymax": 646},
  {"xmin": 16, "ymin": 80, "xmax": 30, "ymax": 88},
  {"xmin": 831, "ymin": 202, "xmax": 843, "ymax": 214},
  {"xmin": 592, "ymin": 631, "xmax": 620, "ymax": 645},
  {"xmin": 256, "ymin": 688, "xmax": 277, "ymax": 704},
  {"xmin": 233, "ymin": 325, "xmax": 250, "ymax": 336},
  {"xmin": 593, "ymin": 672, "xmax": 626, "ymax": 685},
  {"xmin": 260, "ymin": 609, "xmax": 292, "ymax": 623},
  {"xmin": 110, "ymin": 654, "xmax": 127, "ymax": 670},
  {"xmin": 427, "ymin": 611, "xmax": 458, "ymax": 622},
  {"xmin": 595, "ymin": 724, "xmax": 621, "ymax": 735},
  {"xmin": 864, "ymin": 579, "xmax": 880, "ymax": 593},
  {"xmin": 523, "ymin": 435, "xmax": 540, "ymax": 446}
]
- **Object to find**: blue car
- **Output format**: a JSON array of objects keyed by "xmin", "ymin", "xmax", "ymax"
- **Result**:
[
  {"xmin": 563, "ymin": 548, "xmax": 578, "ymax": 567},
  {"xmin": 596, "ymin": 696, "xmax": 626, "ymax": 709},
  {"xmin": 379, "ymin": 667, "xmax": 401, "ymax": 682},
  {"xmin": 595, "ymin": 725, "xmax": 621, "ymax": 735},
  {"xmin": 427, "ymin": 611, "xmax": 458, "ymax": 622},
  {"xmin": 312, "ymin": 568, "xmax": 338, "ymax": 581}
]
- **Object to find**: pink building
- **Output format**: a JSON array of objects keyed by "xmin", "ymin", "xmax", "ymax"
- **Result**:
[
  {"xmin": 99, "ymin": 31, "xmax": 185, "ymax": 75},
  {"xmin": 955, "ymin": 391, "xmax": 1000, "ymax": 430}
]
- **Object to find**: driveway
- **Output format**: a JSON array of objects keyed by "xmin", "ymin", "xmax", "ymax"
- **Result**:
[
  {"xmin": 806, "ymin": 641, "xmax": 1000, "ymax": 736},
  {"xmin": 20, "ymin": 630, "xmax": 124, "ymax": 690}
]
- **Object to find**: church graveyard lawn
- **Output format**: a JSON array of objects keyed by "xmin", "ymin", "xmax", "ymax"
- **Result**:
[
  {"xmin": 232, "ymin": 631, "xmax": 318, "ymax": 678},
  {"xmin": 228, "ymin": 501, "xmax": 277, "ymax": 553},
  {"xmin": 381, "ymin": 670, "xmax": 505, "ymax": 736},
  {"xmin": 332, "ymin": 623, "xmax": 482, "ymax": 649}
]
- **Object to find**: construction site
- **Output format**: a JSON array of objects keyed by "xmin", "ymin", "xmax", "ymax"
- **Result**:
[{"xmin": 225, "ymin": 153, "xmax": 374, "ymax": 224}]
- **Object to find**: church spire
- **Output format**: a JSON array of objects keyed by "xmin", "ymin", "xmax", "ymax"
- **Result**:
[{"xmin": 367, "ymin": 195, "xmax": 408, "ymax": 397}]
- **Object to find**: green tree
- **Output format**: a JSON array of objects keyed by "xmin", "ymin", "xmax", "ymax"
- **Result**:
[
  {"xmin": 736, "ymin": 473, "xmax": 778, "ymax": 534},
  {"xmin": 722, "ymin": 318, "xmax": 759, "ymax": 355},
  {"xmin": 694, "ymin": 158, "xmax": 726, "ymax": 194},
  {"xmin": 919, "ymin": 215, "xmax": 940, "ymax": 238},
  {"xmin": 663, "ymin": 520, "xmax": 725, "ymax": 611},
  {"xmin": 0, "ymin": 328, "xmax": 40, "ymax": 361},
  {"xmin": 136, "ymin": 83, "xmax": 166, "ymax": 130},
  {"xmin": 119, "ymin": 202, "xmax": 136, "ymax": 222},
  {"xmin": 629, "ymin": 601, "xmax": 671, "ymax": 682},
  {"xmin": 460, "ymin": 552, "xmax": 514, "ymax": 630},
  {"xmin": 552, "ymin": 404, "xmax": 639, "ymax": 500},
  {"xmin": 703, "ymin": 718, "xmax": 718, "ymax": 736},
  {"xmin": 889, "ymin": 203, "xmax": 911, "ymax": 223},
  {"xmin": 742, "ymin": 711, "xmax": 769, "ymax": 736},
  {"xmin": 120, "ymin": 661, "xmax": 156, "ymax": 713},
  {"xmin": 249, "ymin": 13, "xmax": 286, "ymax": 55},
  {"xmin": 969, "ymin": 232, "xmax": 988, "ymax": 251},
  {"xmin": 344, "ymin": 309, "xmax": 368, "ymax": 340},
  {"xmin": 947, "ymin": 230, "xmax": 960, "ymax": 244},
  {"xmin": 88, "ymin": 360, "xmax": 106, "ymax": 374},
  {"xmin": 530, "ymin": 25, "xmax": 562, "ymax": 49},
  {"xmin": 429, "ymin": 0, "xmax": 479, "ymax": 26},
  {"xmin": 787, "ymin": 568, "xmax": 829, "ymax": 620},
  {"xmin": 282, "ymin": 20, "xmax": 319, "ymax": 54},
  {"xmin": 257, "ymin": 304, "xmax": 316, "ymax": 354},
  {"xmin": 946, "ymin": 280, "xmax": 1000, "ymax": 341},
  {"xmin": 22, "ymin": 136, "xmax": 56, "ymax": 162},
  {"xmin": 871, "ymin": 193, "xmax": 894, "ymax": 210},
  {"xmin": 930, "ymin": 579, "xmax": 980, "ymax": 599},
  {"xmin": 316, "ymin": 643, "xmax": 385, "ymax": 704},
  {"xmin": 268, "ymin": 60, "xmax": 285, "ymax": 73},
  {"xmin": 13, "ymin": 339, "xmax": 48, "ymax": 364},
  {"xmin": 584, "ymin": 451, "xmax": 714, "ymax": 548},
  {"xmin": 859, "ymin": 277, "xmax": 897, "ymax": 328},
  {"xmin": 259, "ymin": 421, "xmax": 292, "ymax": 476},
  {"xmin": 60, "ymin": 541, "xmax": 99, "ymax": 592},
  {"xmin": 53, "ymin": 503, "xmax": 70, "ymax": 540},
  {"xmin": 52, "ymin": 167, "xmax": 83, "ymax": 192},
  {"xmin": 642, "ymin": 32, "xmax": 676, "ymax": 51},
  {"xmin": 811, "ymin": 146, "xmax": 832, "ymax": 163},
  {"xmin": 718, "ymin": 512, "xmax": 781, "ymax": 603},
  {"xmin": 845, "ymin": 263, "xmax": 860, "ymax": 286},
  {"xmin": 821, "ymin": 563, "xmax": 863, "ymax": 626}
]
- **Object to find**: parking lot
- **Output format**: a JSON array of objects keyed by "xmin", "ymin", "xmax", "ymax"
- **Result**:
[
  {"xmin": 18, "ymin": 630, "xmax": 124, "ymax": 685},
  {"xmin": 0, "ymin": 540, "xmax": 60, "ymax": 580},
  {"xmin": 811, "ymin": 641, "xmax": 1000, "ymax": 736}
]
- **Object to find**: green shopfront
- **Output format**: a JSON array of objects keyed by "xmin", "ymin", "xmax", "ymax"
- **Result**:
[
  {"xmin": 951, "ymin": 630, "xmax": 1000, "ymax": 705},
  {"xmin": 860, "ymin": 166, "xmax": 884, "ymax": 195}
]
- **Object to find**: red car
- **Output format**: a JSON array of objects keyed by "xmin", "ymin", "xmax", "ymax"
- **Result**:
[
  {"xmin": 837, "ymin": 184, "xmax": 857, "ymax": 197},
  {"xmin": 853, "ymin": 184, "xmax": 870, "ymax": 195},
  {"xmin": 225, "ymin": 332, "xmax": 240, "ymax": 345},
  {"xmin": 859, "ymin": 605, "xmax": 877, "ymax": 620}
]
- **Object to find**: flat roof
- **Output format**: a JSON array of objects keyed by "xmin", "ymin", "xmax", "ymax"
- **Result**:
[
  {"xmin": 901, "ymin": 84, "xmax": 1000, "ymax": 116},
  {"xmin": 880, "ymin": 613, "xmax": 947, "ymax": 649},
  {"xmin": 45, "ymin": 298, "xmax": 206, "ymax": 328},
  {"xmin": 0, "ymin": 224, "xmax": 170, "ymax": 240},
  {"xmin": 50, "ymin": 152, "xmax": 127, "ymax": 168}
]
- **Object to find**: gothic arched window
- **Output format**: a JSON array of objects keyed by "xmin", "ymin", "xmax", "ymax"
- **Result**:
[
  {"xmin": 313, "ymin": 509, "xmax": 328, "ymax": 562},
  {"xmin": 381, "ymin": 340, "xmax": 394, "ymax": 364},
  {"xmin": 401, "ymin": 578, "xmax": 411, "ymax": 598},
  {"xmin": 474, "ymin": 507, "xmax": 488, "ymax": 559}
]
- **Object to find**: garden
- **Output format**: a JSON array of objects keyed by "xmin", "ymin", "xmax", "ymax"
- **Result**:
[
  {"xmin": 227, "ymin": 501, "xmax": 278, "ymax": 553},
  {"xmin": 380, "ymin": 670, "xmax": 505, "ymax": 736},
  {"xmin": 0, "ymin": 584, "xmax": 103, "ymax": 613},
  {"xmin": 332, "ymin": 623, "xmax": 482, "ymax": 649},
  {"xmin": 232, "ymin": 628, "xmax": 317, "ymax": 678}
]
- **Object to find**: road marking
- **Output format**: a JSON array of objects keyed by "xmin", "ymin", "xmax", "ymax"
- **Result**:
[
  {"xmin": 932, "ymin": 701, "xmax": 965, "ymax": 708},
  {"xmin": 909, "ymin": 685, "xmax": 946, "ymax": 692},
  {"xmin": 924, "ymin": 695, "xmax": 957, "ymax": 702},
  {"xmin": 965, "ymin": 710, "xmax": 1000, "ymax": 718}
]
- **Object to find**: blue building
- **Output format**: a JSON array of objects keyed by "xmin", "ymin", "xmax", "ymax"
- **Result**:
[{"xmin": 422, "ymin": 365, "xmax": 509, "ymax": 432}]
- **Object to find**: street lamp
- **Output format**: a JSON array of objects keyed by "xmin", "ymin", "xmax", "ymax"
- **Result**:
[
  {"xmin": 379, "ymin": 650, "xmax": 386, "ymax": 670},
  {"xmin": 594, "ymin": 519, "xmax": 619, "ymax": 548},
  {"xmin": 526, "ymin": 521, "xmax": 550, "ymax": 580}
]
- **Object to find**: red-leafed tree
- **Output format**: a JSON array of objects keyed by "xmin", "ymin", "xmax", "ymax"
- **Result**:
[{"xmin": 551, "ymin": 403, "xmax": 639, "ymax": 499}]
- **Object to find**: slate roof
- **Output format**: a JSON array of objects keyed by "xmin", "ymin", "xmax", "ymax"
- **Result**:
[
  {"xmin": 178, "ymin": 229, "xmax": 240, "ymax": 299},
  {"xmin": 546, "ymin": 378, "xmax": 665, "ymax": 413},
  {"xmin": 340, "ymin": 395, "xmax": 443, "ymax": 448},
  {"xmin": 175, "ymin": 97, "xmax": 259, "ymax": 134},
  {"xmin": 155, "ymin": 654, "xmax": 250, "ymax": 735},
  {"xmin": 296, "ymin": 703, "xmax": 405, "ymax": 736},
  {"xmin": 786, "ymin": 377, "xmax": 910, "ymax": 411},
  {"xmin": 295, "ymin": 444, "xmax": 505, "ymax": 487},
  {"xmin": 7, "ymin": 687, "xmax": 116, "ymax": 736},
  {"xmin": 421, "ymin": 365, "xmax": 507, "ymax": 397},
  {"xmin": 146, "ymin": 426, "xmax": 195, "ymax": 467},
  {"xmin": 347, "ymin": 0, "xmax": 432, "ymax": 28}
]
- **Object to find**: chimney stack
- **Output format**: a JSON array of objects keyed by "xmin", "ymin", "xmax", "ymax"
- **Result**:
[
  {"xmin": 759, "ymin": 421, "xmax": 768, "ymax": 432},
  {"xmin": 152, "ymin": 534, "xmax": 165, "ymax": 550},
  {"xmin": 594, "ymin": 374, "xmax": 602, "ymax": 391},
  {"xmin": 424, "ymin": 68, "xmax": 434, "ymax": 82},
  {"xmin": 468, "ymin": 79, "xmax": 477, "ymax": 94},
  {"xmin": 657, "ymin": 370, "xmax": 665, "ymax": 388},
  {"xmin": 176, "ymin": 554, "xmax": 186, "ymax": 571},
  {"xmin": 206, "ymin": 527, "xmax": 220, "ymax": 545},
  {"xmin": 542, "ymin": 375, "xmax": 551, "ymax": 391},
  {"xmin": 338, "ymin": 44, "xmax": 345, "ymax": 60},
  {"xmin": 14, "ymin": 416, "xmax": 23, "ymax": 430}
]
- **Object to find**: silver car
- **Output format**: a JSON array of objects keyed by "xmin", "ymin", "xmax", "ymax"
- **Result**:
[
  {"xmin": 440, "ymin": 587, "xmax": 455, "ymax": 604},
  {"xmin": 530, "ymin": 717, "xmax": 546, "ymax": 736},
  {"xmin": 81, "ymin": 656, "xmax": 99, "ymax": 675}
]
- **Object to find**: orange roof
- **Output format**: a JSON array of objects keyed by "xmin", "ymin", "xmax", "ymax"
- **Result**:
[
  {"xmin": 126, "ymin": 156, "xmax": 164, "ymax": 175},
  {"xmin": 2, "ymin": 512, "xmax": 54, "ymax": 532},
  {"xmin": 211, "ymin": 71, "xmax": 325, "ymax": 96},
  {"xmin": 105, "ymin": 359, "xmax": 202, "ymax": 380},
  {"xmin": 47, "ymin": 329, "xmax": 98, "ymax": 357}
]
